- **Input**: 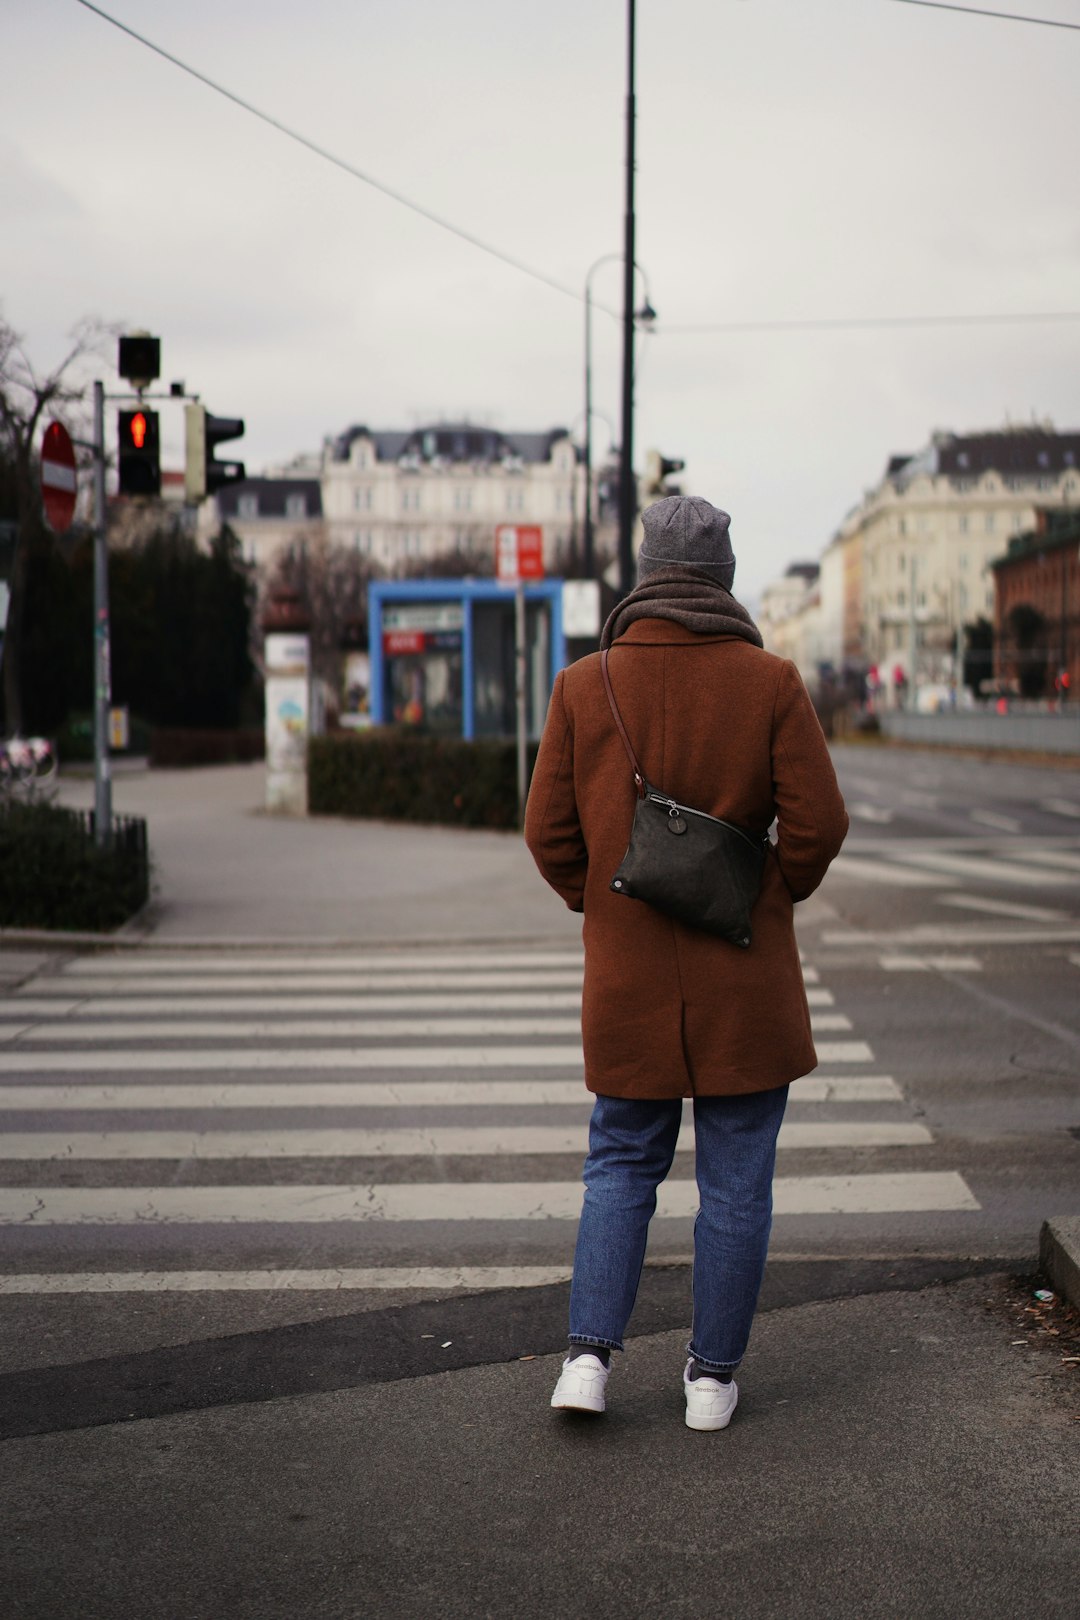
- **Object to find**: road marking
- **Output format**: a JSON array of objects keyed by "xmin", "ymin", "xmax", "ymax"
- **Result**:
[
  {"xmin": 1069, "ymin": 953, "xmax": 1080, "ymax": 969},
  {"xmin": 58, "ymin": 950, "xmax": 586, "ymax": 977},
  {"xmin": 0, "ymin": 1120, "xmax": 932, "ymax": 1160},
  {"xmin": 802, "ymin": 967, "xmax": 820, "ymax": 984},
  {"xmin": 969, "ymin": 809, "xmax": 1022, "ymax": 834},
  {"xmin": 23, "ymin": 971, "xmax": 587, "ymax": 996},
  {"xmin": 1022, "ymin": 849, "xmax": 1080, "ymax": 874},
  {"xmin": 813, "ymin": 1042, "xmax": 874, "ymax": 1063},
  {"xmin": 0, "ymin": 1045, "xmax": 586, "ymax": 1074},
  {"xmin": 806, "ymin": 988, "xmax": 834, "ymax": 1006},
  {"xmin": 824, "ymin": 926, "xmax": 1080, "ymax": 946},
  {"xmin": 1041, "ymin": 798, "xmax": 1080, "ymax": 819},
  {"xmin": 0, "ymin": 1171, "xmax": 980, "ymax": 1223},
  {"xmin": 5, "ymin": 1011, "xmax": 856, "ymax": 1043},
  {"xmin": 892, "ymin": 851, "xmax": 1078, "ymax": 886},
  {"xmin": 879, "ymin": 955, "xmax": 982, "ymax": 972},
  {"xmin": 899, "ymin": 790, "xmax": 938, "ymax": 808},
  {"xmin": 16, "ymin": 1017, "xmax": 583, "ymax": 1043},
  {"xmin": 0, "ymin": 1074, "xmax": 902, "ymax": 1111},
  {"xmin": 938, "ymin": 895, "xmax": 1067, "ymax": 922},
  {"xmin": 0, "ymin": 1267, "xmax": 577, "ymax": 1294},
  {"xmin": 851, "ymin": 804, "xmax": 894, "ymax": 824},
  {"xmin": 827, "ymin": 857, "xmax": 952, "ymax": 888},
  {"xmin": 4, "ymin": 992, "xmax": 586, "ymax": 1016}
]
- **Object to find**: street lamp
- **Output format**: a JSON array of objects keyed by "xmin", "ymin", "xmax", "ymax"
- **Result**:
[{"xmin": 582, "ymin": 253, "xmax": 656, "ymax": 582}]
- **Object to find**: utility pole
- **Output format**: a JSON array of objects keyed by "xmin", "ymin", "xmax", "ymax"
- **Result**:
[
  {"xmin": 91, "ymin": 379, "xmax": 112, "ymax": 849},
  {"xmin": 907, "ymin": 554, "xmax": 919, "ymax": 712},
  {"xmin": 617, "ymin": 0, "xmax": 637, "ymax": 597}
]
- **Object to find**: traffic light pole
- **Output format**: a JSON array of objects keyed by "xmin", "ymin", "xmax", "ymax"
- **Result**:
[
  {"xmin": 617, "ymin": 0, "xmax": 637, "ymax": 598},
  {"xmin": 91, "ymin": 379, "xmax": 113, "ymax": 849}
]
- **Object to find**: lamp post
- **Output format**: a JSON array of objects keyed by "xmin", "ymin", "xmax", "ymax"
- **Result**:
[{"xmin": 583, "ymin": 254, "xmax": 655, "ymax": 582}]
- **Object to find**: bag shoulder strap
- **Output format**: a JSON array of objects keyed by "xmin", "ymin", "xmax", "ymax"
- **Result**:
[{"xmin": 600, "ymin": 648, "xmax": 647, "ymax": 799}]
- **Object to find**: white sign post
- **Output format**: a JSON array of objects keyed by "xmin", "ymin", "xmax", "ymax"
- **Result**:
[{"xmin": 264, "ymin": 629, "xmax": 311, "ymax": 816}]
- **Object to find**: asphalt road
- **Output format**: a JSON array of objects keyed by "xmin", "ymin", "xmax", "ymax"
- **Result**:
[{"xmin": 1, "ymin": 747, "xmax": 1078, "ymax": 1617}]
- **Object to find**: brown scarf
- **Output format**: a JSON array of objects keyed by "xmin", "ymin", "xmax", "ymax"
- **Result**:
[{"xmin": 600, "ymin": 567, "xmax": 764, "ymax": 651}]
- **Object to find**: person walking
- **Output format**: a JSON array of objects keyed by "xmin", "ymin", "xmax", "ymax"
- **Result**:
[{"xmin": 524, "ymin": 495, "xmax": 848, "ymax": 1431}]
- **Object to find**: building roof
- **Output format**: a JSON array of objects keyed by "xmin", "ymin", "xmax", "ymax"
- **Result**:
[
  {"xmin": 328, "ymin": 422, "xmax": 576, "ymax": 466},
  {"xmin": 216, "ymin": 477, "xmax": 322, "ymax": 518},
  {"xmin": 887, "ymin": 426, "xmax": 1080, "ymax": 488},
  {"xmin": 991, "ymin": 507, "xmax": 1080, "ymax": 571}
]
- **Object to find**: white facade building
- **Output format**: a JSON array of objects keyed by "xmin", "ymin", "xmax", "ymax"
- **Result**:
[
  {"xmin": 320, "ymin": 422, "xmax": 582, "ymax": 570},
  {"xmin": 840, "ymin": 424, "xmax": 1080, "ymax": 686}
]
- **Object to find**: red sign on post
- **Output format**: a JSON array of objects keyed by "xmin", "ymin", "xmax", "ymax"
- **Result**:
[
  {"xmin": 496, "ymin": 524, "xmax": 544, "ymax": 584},
  {"xmin": 40, "ymin": 421, "xmax": 77, "ymax": 533}
]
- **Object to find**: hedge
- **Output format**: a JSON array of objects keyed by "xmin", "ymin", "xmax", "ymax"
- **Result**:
[
  {"xmin": 0, "ymin": 802, "xmax": 150, "ymax": 931},
  {"xmin": 308, "ymin": 729, "xmax": 538, "ymax": 830}
]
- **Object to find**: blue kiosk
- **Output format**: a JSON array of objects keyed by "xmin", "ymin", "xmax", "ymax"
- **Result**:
[{"xmin": 367, "ymin": 578, "xmax": 567, "ymax": 740}]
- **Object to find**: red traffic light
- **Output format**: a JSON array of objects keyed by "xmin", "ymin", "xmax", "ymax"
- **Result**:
[{"xmin": 129, "ymin": 412, "xmax": 148, "ymax": 449}]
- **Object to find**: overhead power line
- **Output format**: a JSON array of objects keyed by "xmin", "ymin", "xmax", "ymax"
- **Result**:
[
  {"xmin": 72, "ymin": 0, "xmax": 584, "ymax": 306},
  {"xmin": 659, "ymin": 311, "xmax": 1080, "ymax": 334},
  {"xmin": 75, "ymin": 1, "xmax": 1080, "ymax": 342},
  {"xmin": 887, "ymin": 1, "xmax": 1080, "ymax": 32}
]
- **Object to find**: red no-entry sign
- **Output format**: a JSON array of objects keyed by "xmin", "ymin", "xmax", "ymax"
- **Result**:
[{"xmin": 40, "ymin": 420, "xmax": 77, "ymax": 533}]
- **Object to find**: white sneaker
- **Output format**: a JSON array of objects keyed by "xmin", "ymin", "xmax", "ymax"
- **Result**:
[
  {"xmin": 683, "ymin": 1359, "xmax": 738, "ymax": 1431},
  {"xmin": 550, "ymin": 1353, "xmax": 609, "ymax": 1414}
]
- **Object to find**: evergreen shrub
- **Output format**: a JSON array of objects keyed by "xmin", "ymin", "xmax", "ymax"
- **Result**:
[
  {"xmin": 308, "ymin": 730, "xmax": 537, "ymax": 830},
  {"xmin": 0, "ymin": 802, "xmax": 150, "ymax": 931}
]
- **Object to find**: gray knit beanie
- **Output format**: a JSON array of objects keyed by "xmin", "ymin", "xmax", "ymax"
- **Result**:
[{"xmin": 637, "ymin": 496, "xmax": 735, "ymax": 590}]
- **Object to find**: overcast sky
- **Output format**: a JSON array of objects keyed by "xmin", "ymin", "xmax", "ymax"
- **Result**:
[{"xmin": 3, "ymin": 0, "xmax": 1078, "ymax": 599}]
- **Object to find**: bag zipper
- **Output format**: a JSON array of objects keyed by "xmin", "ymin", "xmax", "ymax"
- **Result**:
[{"xmin": 646, "ymin": 791, "xmax": 763, "ymax": 853}]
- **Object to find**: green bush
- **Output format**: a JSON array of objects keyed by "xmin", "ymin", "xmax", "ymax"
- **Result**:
[
  {"xmin": 308, "ymin": 729, "xmax": 537, "ymax": 829},
  {"xmin": 0, "ymin": 801, "xmax": 150, "ymax": 931}
]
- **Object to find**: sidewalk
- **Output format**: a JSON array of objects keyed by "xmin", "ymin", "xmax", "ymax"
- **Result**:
[
  {"xmin": 4, "ymin": 1276, "xmax": 1078, "ymax": 1619},
  {"xmin": 3, "ymin": 764, "xmax": 1078, "ymax": 1615},
  {"xmin": 48, "ymin": 763, "xmax": 582, "ymax": 946}
]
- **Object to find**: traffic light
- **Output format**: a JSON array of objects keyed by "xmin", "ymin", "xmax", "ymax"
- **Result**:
[
  {"xmin": 642, "ymin": 449, "xmax": 685, "ymax": 496},
  {"xmin": 117, "ymin": 408, "xmax": 161, "ymax": 496},
  {"xmin": 184, "ymin": 404, "xmax": 246, "ymax": 501}
]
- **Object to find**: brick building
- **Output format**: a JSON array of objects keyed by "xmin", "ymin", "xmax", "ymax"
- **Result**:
[{"xmin": 991, "ymin": 509, "xmax": 1080, "ymax": 698}]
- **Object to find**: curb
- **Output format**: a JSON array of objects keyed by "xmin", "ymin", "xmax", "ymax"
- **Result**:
[{"xmin": 1038, "ymin": 1217, "xmax": 1080, "ymax": 1310}]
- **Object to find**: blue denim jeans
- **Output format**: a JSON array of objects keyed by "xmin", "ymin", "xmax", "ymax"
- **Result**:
[{"xmin": 567, "ymin": 1086, "xmax": 789, "ymax": 1373}]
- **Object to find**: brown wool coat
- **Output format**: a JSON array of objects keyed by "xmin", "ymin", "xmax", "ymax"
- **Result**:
[{"xmin": 524, "ymin": 620, "xmax": 849, "ymax": 1098}]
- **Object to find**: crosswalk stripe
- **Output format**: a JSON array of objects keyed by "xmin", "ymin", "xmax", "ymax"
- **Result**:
[
  {"xmin": 828, "ymin": 857, "xmax": 952, "ymax": 887},
  {"xmin": 0, "ymin": 1075, "xmax": 903, "ymax": 1110},
  {"xmin": 892, "ymin": 850, "xmax": 1079, "ymax": 886},
  {"xmin": 0, "ymin": 984, "xmax": 839, "ymax": 1019},
  {"xmin": 969, "ymin": 810, "xmax": 1021, "ymax": 834},
  {"xmin": 0, "ymin": 992, "xmax": 586, "ymax": 1018},
  {"xmin": 811, "ymin": 1041, "xmax": 874, "ymax": 1063},
  {"xmin": 1022, "ymin": 849, "xmax": 1080, "ymax": 873},
  {"xmin": 0, "ymin": 1171, "xmax": 980, "ymax": 1223},
  {"xmin": 5, "ymin": 1009, "xmax": 854, "ymax": 1042},
  {"xmin": 938, "ymin": 894, "xmax": 1066, "ymax": 922},
  {"xmin": 0, "ymin": 1121, "xmax": 933, "ymax": 1159},
  {"xmin": 58, "ymin": 951, "xmax": 586, "ymax": 977},
  {"xmin": 1041, "ymin": 798, "xmax": 1080, "ymax": 819},
  {"xmin": 20, "ymin": 971, "xmax": 587, "ymax": 995},
  {"xmin": 0, "ymin": 1267, "xmax": 577, "ymax": 1294},
  {"xmin": 12, "ymin": 1017, "xmax": 583, "ymax": 1043},
  {"xmin": 0, "ymin": 1045, "xmax": 586, "ymax": 1074}
]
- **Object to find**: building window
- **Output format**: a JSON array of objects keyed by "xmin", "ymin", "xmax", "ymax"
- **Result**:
[
  {"xmin": 897, "ymin": 552, "xmax": 906, "ymax": 572},
  {"xmin": 896, "ymin": 590, "xmax": 906, "ymax": 608},
  {"xmin": 453, "ymin": 488, "xmax": 472, "ymax": 513},
  {"xmin": 354, "ymin": 487, "xmax": 372, "ymax": 511},
  {"xmin": 237, "ymin": 493, "xmax": 258, "ymax": 519},
  {"xmin": 401, "ymin": 486, "xmax": 421, "ymax": 512},
  {"xmin": 957, "ymin": 514, "xmax": 968, "ymax": 534},
  {"xmin": 897, "ymin": 517, "xmax": 907, "ymax": 536},
  {"xmin": 505, "ymin": 488, "xmax": 524, "ymax": 513},
  {"xmin": 984, "ymin": 512, "xmax": 995, "ymax": 533},
  {"xmin": 285, "ymin": 493, "xmax": 307, "ymax": 519}
]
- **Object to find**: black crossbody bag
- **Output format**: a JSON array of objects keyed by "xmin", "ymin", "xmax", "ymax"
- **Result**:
[{"xmin": 601, "ymin": 649, "xmax": 768, "ymax": 948}]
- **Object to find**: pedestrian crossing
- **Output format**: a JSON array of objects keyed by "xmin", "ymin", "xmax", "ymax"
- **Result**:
[
  {"xmin": 0, "ymin": 944, "xmax": 979, "ymax": 1293},
  {"xmin": 828, "ymin": 841, "xmax": 1080, "ymax": 892}
]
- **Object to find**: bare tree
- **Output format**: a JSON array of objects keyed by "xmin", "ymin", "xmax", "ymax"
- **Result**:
[{"xmin": 0, "ymin": 315, "xmax": 109, "ymax": 733}]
